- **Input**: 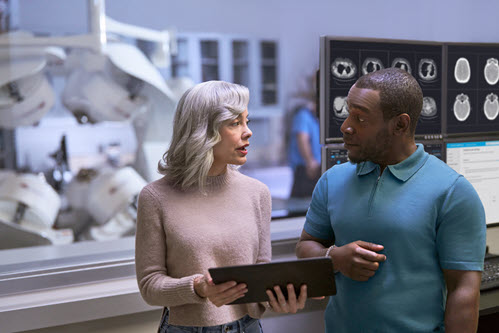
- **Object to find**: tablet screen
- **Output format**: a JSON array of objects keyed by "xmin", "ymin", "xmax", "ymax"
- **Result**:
[{"xmin": 209, "ymin": 257, "xmax": 336, "ymax": 304}]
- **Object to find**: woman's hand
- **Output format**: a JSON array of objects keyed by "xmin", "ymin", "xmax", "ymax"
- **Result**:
[
  {"xmin": 194, "ymin": 273, "xmax": 247, "ymax": 307},
  {"xmin": 266, "ymin": 284, "xmax": 307, "ymax": 313}
]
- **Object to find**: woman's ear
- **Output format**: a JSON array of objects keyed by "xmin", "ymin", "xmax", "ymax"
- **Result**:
[{"xmin": 392, "ymin": 113, "xmax": 411, "ymax": 135}]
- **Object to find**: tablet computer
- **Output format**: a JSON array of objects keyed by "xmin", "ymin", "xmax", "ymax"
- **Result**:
[{"xmin": 208, "ymin": 257, "xmax": 336, "ymax": 304}]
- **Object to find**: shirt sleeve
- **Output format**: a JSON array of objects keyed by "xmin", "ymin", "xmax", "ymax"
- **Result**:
[
  {"xmin": 292, "ymin": 109, "xmax": 312, "ymax": 135},
  {"xmin": 303, "ymin": 172, "xmax": 335, "ymax": 241},
  {"xmin": 436, "ymin": 176, "xmax": 486, "ymax": 271},
  {"xmin": 256, "ymin": 184, "xmax": 272, "ymax": 264},
  {"xmin": 135, "ymin": 187, "xmax": 206, "ymax": 307}
]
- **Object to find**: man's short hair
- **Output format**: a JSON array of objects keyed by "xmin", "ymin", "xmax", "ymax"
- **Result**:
[{"xmin": 354, "ymin": 68, "xmax": 423, "ymax": 135}]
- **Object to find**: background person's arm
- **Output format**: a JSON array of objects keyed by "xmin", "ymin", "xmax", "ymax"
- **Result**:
[
  {"xmin": 443, "ymin": 269, "xmax": 481, "ymax": 333},
  {"xmin": 296, "ymin": 132, "xmax": 320, "ymax": 179}
]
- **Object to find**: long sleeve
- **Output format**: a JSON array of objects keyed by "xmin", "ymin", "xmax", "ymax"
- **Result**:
[
  {"xmin": 256, "ymin": 186, "xmax": 272, "ymax": 264},
  {"xmin": 135, "ymin": 187, "xmax": 205, "ymax": 307}
]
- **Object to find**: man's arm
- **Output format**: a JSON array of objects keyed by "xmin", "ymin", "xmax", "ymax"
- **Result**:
[
  {"xmin": 296, "ymin": 132, "xmax": 320, "ymax": 179},
  {"xmin": 296, "ymin": 230, "xmax": 386, "ymax": 281},
  {"xmin": 443, "ymin": 269, "xmax": 481, "ymax": 333}
]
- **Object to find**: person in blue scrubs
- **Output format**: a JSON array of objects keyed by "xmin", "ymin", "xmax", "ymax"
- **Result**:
[
  {"xmin": 296, "ymin": 68, "xmax": 486, "ymax": 332},
  {"xmin": 288, "ymin": 101, "xmax": 321, "ymax": 198}
]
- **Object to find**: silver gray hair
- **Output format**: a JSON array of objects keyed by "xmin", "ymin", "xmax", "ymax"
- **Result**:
[{"xmin": 158, "ymin": 80, "xmax": 249, "ymax": 191}]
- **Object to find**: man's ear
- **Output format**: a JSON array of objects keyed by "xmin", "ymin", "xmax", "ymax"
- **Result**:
[{"xmin": 392, "ymin": 113, "xmax": 411, "ymax": 135}]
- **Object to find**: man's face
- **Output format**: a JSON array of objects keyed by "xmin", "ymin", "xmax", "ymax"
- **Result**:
[{"xmin": 340, "ymin": 86, "xmax": 393, "ymax": 165}]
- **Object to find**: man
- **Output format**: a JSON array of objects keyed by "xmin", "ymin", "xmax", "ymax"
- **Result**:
[
  {"xmin": 296, "ymin": 68, "xmax": 485, "ymax": 332},
  {"xmin": 288, "ymin": 100, "xmax": 321, "ymax": 198}
]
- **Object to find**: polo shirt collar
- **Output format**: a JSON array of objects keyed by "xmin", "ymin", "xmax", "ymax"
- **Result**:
[{"xmin": 356, "ymin": 144, "xmax": 428, "ymax": 182}]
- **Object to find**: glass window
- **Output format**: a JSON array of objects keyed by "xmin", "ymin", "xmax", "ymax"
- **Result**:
[
  {"xmin": 232, "ymin": 40, "xmax": 249, "ymax": 87},
  {"xmin": 200, "ymin": 40, "xmax": 219, "ymax": 81},
  {"xmin": 260, "ymin": 41, "xmax": 278, "ymax": 105},
  {"xmin": 171, "ymin": 38, "xmax": 189, "ymax": 78}
]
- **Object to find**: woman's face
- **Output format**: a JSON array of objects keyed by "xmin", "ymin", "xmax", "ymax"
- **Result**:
[{"xmin": 210, "ymin": 110, "xmax": 252, "ymax": 176}]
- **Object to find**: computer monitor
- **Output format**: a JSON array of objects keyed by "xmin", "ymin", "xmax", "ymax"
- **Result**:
[
  {"xmin": 446, "ymin": 43, "xmax": 499, "ymax": 136},
  {"xmin": 445, "ymin": 138, "xmax": 499, "ymax": 226},
  {"xmin": 322, "ymin": 143, "xmax": 349, "ymax": 173},
  {"xmin": 319, "ymin": 36, "xmax": 443, "ymax": 143},
  {"xmin": 418, "ymin": 140, "xmax": 445, "ymax": 161}
]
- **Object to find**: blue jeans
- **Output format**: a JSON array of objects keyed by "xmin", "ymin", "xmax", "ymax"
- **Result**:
[{"xmin": 158, "ymin": 308, "xmax": 263, "ymax": 333}]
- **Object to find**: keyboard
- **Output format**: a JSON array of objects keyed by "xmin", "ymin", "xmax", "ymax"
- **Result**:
[{"xmin": 481, "ymin": 254, "xmax": 499, "ymax": 291}]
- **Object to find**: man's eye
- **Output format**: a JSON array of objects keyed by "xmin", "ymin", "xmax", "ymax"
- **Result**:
[{"xmin": 358, "ymin": 116, "xmax": 365, "ymax": 122}]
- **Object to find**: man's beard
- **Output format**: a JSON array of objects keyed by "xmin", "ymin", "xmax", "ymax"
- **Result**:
[{"xmin": 348, "ymin": 127, "xmax": 392, "ymax": 165}]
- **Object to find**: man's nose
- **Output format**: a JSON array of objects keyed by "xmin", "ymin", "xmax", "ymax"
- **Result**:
[{"xmin": 340, "ymin": 117, "xmax": 353, "ymax": 135}]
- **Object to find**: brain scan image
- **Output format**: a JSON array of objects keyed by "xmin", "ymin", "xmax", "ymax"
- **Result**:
[
  {"xmin": 361, "ymin": 57, "xmax": 384, "ymax": 75},
  {"xmin": 333, "ymin": 96, "xmax": 349, "ymax": 119},
  {"xmin": 391, "ymin": 58, "xmax": 412, "ymax": 74},
  {"xmin": 484, "ymin": 58, "xmax": 499, "ymax": 85},
  {"xmin": 421, "ymin": 96, "xmax": 437, "ymax": 118},
  {"xmin": 418, "ymin": 58, "xmax": 438, "ymax": 82},
  {"xmin": 454, "ymin": 57, "xmax": 471, "ymax": 84},
  {"xmin": 331, "ymin": 57, "xmax": 357, "ymax": 80},
  {"xmin": 483, "ymin": 93, "xmax": 499, "ymax": 121},
  {"xmin": 453, "ymin": 93, "xmax": 471, "ymax": 122}
]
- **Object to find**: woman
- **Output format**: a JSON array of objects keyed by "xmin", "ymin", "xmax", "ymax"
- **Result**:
[{"xmin": 135, "ymin": 81, "xmax": 306, "ymax": 333}]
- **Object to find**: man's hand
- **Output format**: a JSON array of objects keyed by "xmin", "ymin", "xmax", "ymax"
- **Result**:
[
  {"xmin": 266, "ymin": 284, "xmax": 307, "ymax": 313},
  {"xmin": 194, "ymin": 273, "xmax": 247, "ymax": 307},
  {"xmin": 332, "ymin": 241, "xmax": 386, "ymax": 281},
  {"xmin": 305, "ymin": 159, "xmax": 321, "ymax": 180}
]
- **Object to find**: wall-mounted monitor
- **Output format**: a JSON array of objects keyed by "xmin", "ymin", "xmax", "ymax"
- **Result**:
[
  {"xmin": 445, "ymin": 138, "xmax": 499, "ymax": 226},
  {"xmin": 446, "ymin": 44, "xmax": 499, "ymax": 136},
  {"xmin": 319, "ymin": 37, "xmax": 444, "ymax": 144},
  {"xmin": 418, "ymin": 140, "xmax": 445, "ymax": 161},
  {"xmin": 322, "ymin": 143, "xmax": 349, "ymax": 173}
]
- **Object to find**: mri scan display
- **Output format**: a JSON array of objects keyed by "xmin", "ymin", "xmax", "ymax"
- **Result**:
[
  {"xmin": 361, "ymin": 57, "xmax": 384, "ymax": 75},
  {"xmin": 418, "ymin": 58, "xmax": 438, "ymax": 82},
  {"xmin": 392, "ymin": 58, "xmax": 412, "ymax": 74},
  {"xmin": 446, "ymin": 45, "xmax": 499, "ymax": 134},
  {"xmin": 421, "ymin": 96, "xmax": 438, "ymax": 118},
  {"xmin": 324, "ymin": 38, "xmax": 443, "ymax": 139},
  {"xmin": 454, "ymin": 57, "xmax": 471, "ymax": 84},
  {"xmin": 484, "ymin": 93, "xmax": 499, "ymax": 121},
  {"xmin": 332, "ymin": 96, "xmax": 349, "ymax": 119},
  {"xmin": 453, "ymin": 93, "xmax": 471, "ymax": 122},
  {"xmin": 331, "ymin": 57, "xmax": 357, "ymax": 81},
  {"xmin": 484, "ymin": 58, "xmax": 499, "ymax": 85}
]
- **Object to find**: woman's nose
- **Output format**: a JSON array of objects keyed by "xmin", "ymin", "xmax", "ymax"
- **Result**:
[{"xmin": 243, "ymin": 125, "xmax": 252, "ymax": 139}]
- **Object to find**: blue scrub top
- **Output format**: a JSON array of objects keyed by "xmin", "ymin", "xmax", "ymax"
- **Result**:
[
  {"xmin": 288, "ymin": 107, "xmax": 321, "ymax": 169},
  {"xmin": 304, "ymin": 144, "xmax": 486, "ymax": 332}
]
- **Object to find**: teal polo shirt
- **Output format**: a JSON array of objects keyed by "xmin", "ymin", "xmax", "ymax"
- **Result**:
[{"xmin": 304, "ymin": 144, "xmax": 486, "ymax": 333}]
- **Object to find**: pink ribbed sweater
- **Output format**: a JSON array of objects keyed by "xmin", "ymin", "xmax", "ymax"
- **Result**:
[{"xmin": 135, "ymin": 168, "xmax": 272, "ymax": 326}]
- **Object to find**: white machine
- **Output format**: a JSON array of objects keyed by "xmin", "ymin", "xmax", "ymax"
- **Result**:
[
  {"xmin": 0, "ymin": 0, "xmax": 192, "ymax": 248},
  {"xmin": 0, "ymin": 170, "xmax": 73, "ymax": 249}
]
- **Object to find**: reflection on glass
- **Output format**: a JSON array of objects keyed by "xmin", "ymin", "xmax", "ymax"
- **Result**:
[
  {"xmin": 454, "ymin": 57, "xmax": 471, "ymax": 84},
  {"xmin": 484, "ymin": 93, "xmax": 499, "ymax": 121},
  {"xmin": 453, "ymin": 93, "xmax": 471, "ymax": 122},
  {"xmin": 331, "ymin": 57, "xmax": 357, "ymax": 80}
]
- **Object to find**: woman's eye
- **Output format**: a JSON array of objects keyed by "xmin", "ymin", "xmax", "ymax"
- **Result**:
[
  {"xmin": 231, "ymin": 121, "xmax": 240, "ymax": 126},
  {"xmin": 246, "ymin": 119, "xmax": 251, "ymax": 125}
]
